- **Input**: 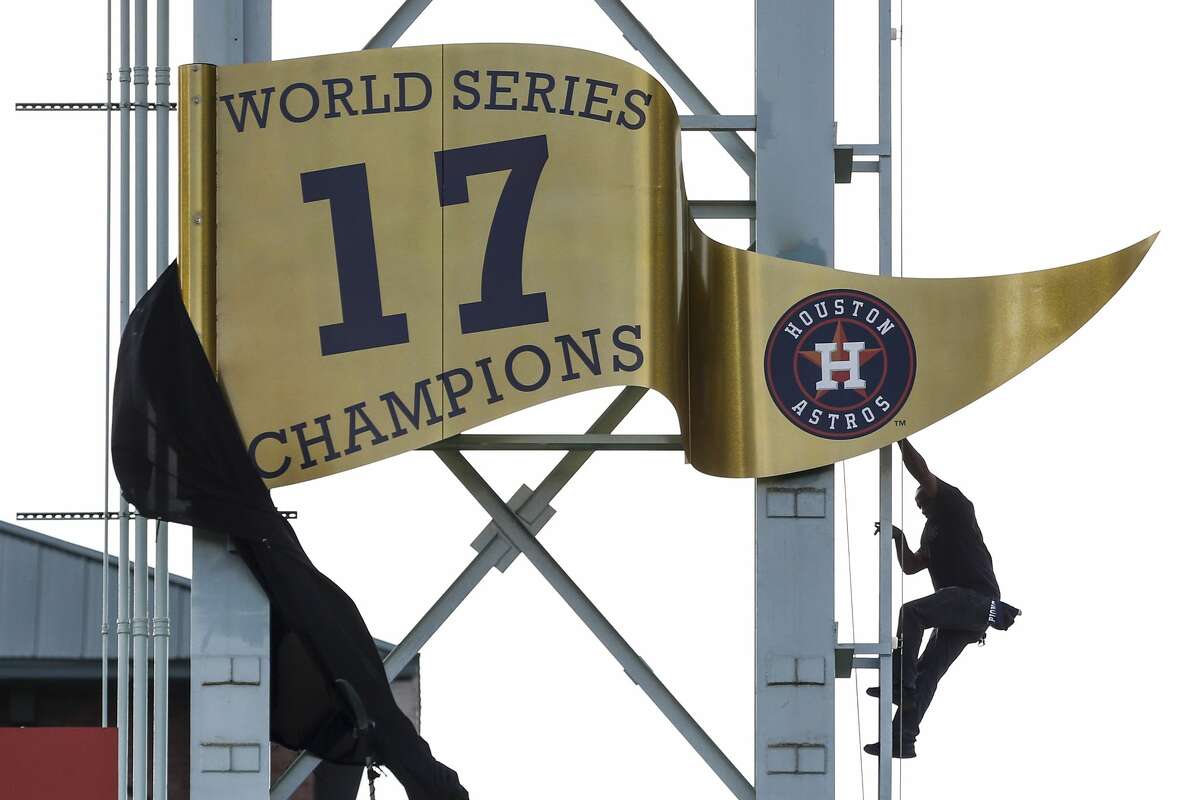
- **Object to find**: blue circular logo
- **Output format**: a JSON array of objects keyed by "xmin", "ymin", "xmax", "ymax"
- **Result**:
[{"xmin": 764, "ymin": 290, "xmax": 915, "ymax": 439}]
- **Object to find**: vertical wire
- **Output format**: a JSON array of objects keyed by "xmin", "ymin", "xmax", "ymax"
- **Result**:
[
  {"xmin": 101, "ymin": 0, "xmax": 114, "ymax": 730},
  {"xmin": 897, "ymin": 2, "xmax": 905, "ymax": 794},
  {"xmin": 841, "ymin": 462, "xmax": 866, "ymax": 800}
]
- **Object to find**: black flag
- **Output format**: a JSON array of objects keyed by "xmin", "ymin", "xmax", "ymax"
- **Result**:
[{"xmin": 112, "ymin": 263, "xmax": 467, "ymax": 800}]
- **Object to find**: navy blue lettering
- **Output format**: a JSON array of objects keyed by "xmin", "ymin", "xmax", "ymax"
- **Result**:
[
  {"xmin": 249, "ymin": 429, "xmax": 291, "ymax": 479},
  {"xmin": 343, "ymin": 402, "xmax": 388, "ymax": 455},
  {"xmin": 485, "ymin": 70, "xmax": 520, "ymax": 110},
  {"xmin": 558, "ymin": 74, "xmax": 581, "ymax": 116},
  {"xmin": 617, "ymin": 89, "xmax": 652, "ymax": 130},
  {"xmin": 475, "ymin": 356, "xmax": 505, "ymax": 404},
  {"xmin": 220, "ymin": 88, "xmax": 274, "ymax": 132},
  {"xmin": 301, "ymin": 162, "xmax": 410, "ymax": 355},
  {"xmin": 436, "ymin": 368, "xmax": 474, "ymax": 418},
  {"xmin": 452, "ymin": 70, "xmax": 480, "ymax": 110},
  {"xmin": 612, "ymin": 324, "xmax": 645, "ymax": 372},
  {"xmin": 505, "ymin": 344, "xmax": 551, "ymax": 392},
  {"xmin": 521, "ymin": 72, "xmax": 556, "ymax": 112},
  {"xmin": 280, "ymin": 82, "xmax": 320, "ymax": 123},
  {"xmin": 555, "ymin": 328, "xmax": 603, "ymax": 381},
  {"xmin": 380, "ymin": 381, "xmax": 443, "ymax": 437},
  {"xmin": 360, "ymin": 74, "xmax": 391, "ymax": 114},
  {"xmin": 393, "ymin": 71, "xmax": 432, "ymax": 111},
  {"xmin": 580, "ymin": 79, "xmax": 618, "ymax": 122},
  {"xmin": 435, "ymin": 135, "xmax": 550, "ymax": 333},
  {"xmin": 290, "ymin": 415, "xmax": 341, "ymax": 469},
  {"xmin": 322, "ymin": 77, "xmax": 358, "ymax": 119}
]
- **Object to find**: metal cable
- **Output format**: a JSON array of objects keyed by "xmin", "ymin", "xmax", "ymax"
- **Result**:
[
  {"xmin": 841, "ymin": 462, "xmax": 866, "ymax": 800},
  {"xmin": 897, "ymin": 3, "xmax": 906, "ymax": 794}
]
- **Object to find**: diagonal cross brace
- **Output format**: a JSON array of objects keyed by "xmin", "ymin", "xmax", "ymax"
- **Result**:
[
  {"xmin": 592, "ymin": 0, "xmax": 755, "ymax": 177},
  {"xmin": 364, "ymin": 0, "xmax": 755, "ymax": 176},
  {"xmin": 271, "ymin": 388, "xmax": 649, "ymax": 799},
  {"xmin": 438, "ymin": 450, "xmax": 755, "ymax": 800}
]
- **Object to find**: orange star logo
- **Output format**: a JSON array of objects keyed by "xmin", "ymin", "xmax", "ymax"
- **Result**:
[{"xmin": 798, "ymin": 321, "xmax": 882, "ymax": 401}]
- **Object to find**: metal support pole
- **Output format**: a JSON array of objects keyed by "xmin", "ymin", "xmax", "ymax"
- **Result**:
[
  {"xmin": 272, "ymin": 387, "xmax": 648, "ymax": 799},
  {"xmin": 191, "ymin": 5, "xmax": 272, "ymax": 798},
  {"xmin": 754, "ymin": 2, "xmax": 836, "ymax": 799},
  {"xmin": 101, "ymin": 0, "xmax": 114, "ymax": 732},
  {"xmin": 116, "ymin": 0, "xmax": 132, "ymax": 794},
  {"xmin": 438, "ymin": 450, "xmax": 755, "ymax": 800},
  {"xmin": 877, "ymin": 1, "xmax": 896, "ymax": 794},
  {"xmin": 151, "ymin": 5, "xmax": 170, "ymax": 797},
  {"xmin": 132, "ymin": 4, "xmax": 150, "ymax": 799}
]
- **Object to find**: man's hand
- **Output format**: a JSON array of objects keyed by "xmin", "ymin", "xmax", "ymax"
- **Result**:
[
  {"xmin": 873, "ymin": 522, "xmax": 905, "ymax": 540},
  {"xmin": 897, "ymin": 438, "xmax": 939, "ymax": 498},
  {"xmin": 885, "ymin": 522, "xmax": 929, "ymax": 575}
]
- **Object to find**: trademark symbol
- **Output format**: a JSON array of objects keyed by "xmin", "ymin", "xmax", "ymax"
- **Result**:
[{"xmin": 894, "ymin": 419, "xmax": 907, "ymax": 427}]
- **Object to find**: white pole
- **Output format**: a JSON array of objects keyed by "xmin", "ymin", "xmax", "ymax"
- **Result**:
[
  {"xmin": 132, "ymin": 0, "xmax": 149, "ymax": 798},
  {"xmin": 191, "ymin": 5, "xmax": 274, "ymax": 798},
  {"xmin": 151, "ymin": 0, "xmax": 170, "ymax": 796},
  {"xmin": 116, "ymin": 0, "xmax": 131, "ymax": 793},
  {"xmin": 152, "ymin": 522, "xmax": 170, "ymax": 800},
  {"xmin": 101, "ymin": 0, "xmax": 114, "ymax": 732},
  {"xmin": 878, "ymin": 2, "xmax": 896, "ymax": 794}
]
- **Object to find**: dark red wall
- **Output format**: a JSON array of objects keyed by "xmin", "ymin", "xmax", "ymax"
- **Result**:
[{"xmin": 0, "ymin": 727, "xmax": 117, "ymax": 799}]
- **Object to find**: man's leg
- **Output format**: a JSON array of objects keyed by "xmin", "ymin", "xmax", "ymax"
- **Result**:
[
  {"xmin": 896, "ymin": 587, "xmax": 990, "ymax": 690},
  {"xmin": 896, "ymin": 628, "xmax": 976, "ymax": 746}
]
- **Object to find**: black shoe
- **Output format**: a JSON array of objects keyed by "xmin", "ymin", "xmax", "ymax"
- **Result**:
[
  {"xmin": 864, "ymin": 740, "xmax": 916, "ymax": 759},
  {"xmin": 866, "ymin": 686, "xmax": 916, "ymax": 711}
]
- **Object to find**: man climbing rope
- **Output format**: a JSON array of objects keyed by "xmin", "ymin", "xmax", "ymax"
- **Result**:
[{"xmin": 864, "ymin": 438, "xmax": 1020, "ymax": 759}]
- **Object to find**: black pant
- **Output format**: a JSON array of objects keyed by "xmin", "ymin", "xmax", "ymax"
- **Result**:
[{"xmin": 893, "ymin": 587, "xmax": 991, "ymax": 744}]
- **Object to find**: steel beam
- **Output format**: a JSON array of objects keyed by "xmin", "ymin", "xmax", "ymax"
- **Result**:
[
  {"xmin": 271, "ymin": 388, "xmax": 651, "ymax": 799},
  {"xmin": 592, "ymin": 0, "xmax": 755, "ymax": 177},
  {"xmin": 690, "ymin": 200, "xmax": 756, "ymax": 220},
  {"xmin": 191, "ymin": 3, "xmax": 273, "ymax": 799},
  {"xmin": 424, "ymin": 433, "xmax": 681, "ymax": 451},
  {"xmin": 681, "ymin": 114, "xmax": 756, "ymax": 131},
  {"xmin": 755, "ymin": 3, "xmax": 836, "ymax": 800},
  {"xmin": 364, "ymin": 0, "xmax": 436, "ymax": 49},
  {"xmin": 438, "ymin": 450, "xmax": 755, "ymax": 800}
]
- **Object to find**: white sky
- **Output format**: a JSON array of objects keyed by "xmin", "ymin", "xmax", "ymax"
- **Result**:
[{"xmin": 2, "ymin": 1, "xmax": 1198, "ymax": 799}]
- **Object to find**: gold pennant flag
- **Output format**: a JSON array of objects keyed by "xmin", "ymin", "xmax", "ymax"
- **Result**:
[{"xmin": 179, "ymin": 44, "xmax": 1152, "ymax": 488}]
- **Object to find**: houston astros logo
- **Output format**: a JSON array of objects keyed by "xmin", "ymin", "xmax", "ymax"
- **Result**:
[{"xmin": 764, "ymin": 290, "xmax": 916, "ymax": 439}]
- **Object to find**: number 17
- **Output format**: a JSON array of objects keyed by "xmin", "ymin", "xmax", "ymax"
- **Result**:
[{"xmin": 300, "ymin": 134, "xmax": 551, "ymax": 357}]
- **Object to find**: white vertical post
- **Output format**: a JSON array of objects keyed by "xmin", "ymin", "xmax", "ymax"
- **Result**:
[
  {"xmin": 116, "ymin": 0, "xmax": 132, "ymax": 794},
  {"xmin": 877, "ymin": 1, "xmax": 896, "ymax": 794},
  {"xmin": 101, "ymin": 0, "xmax": 114, "ymax": 731},
  {"xmin": 190, "ymin": 4, "xmax": 273, "ymax": 799},
  {"xmin": 754, "ymin": 2, "xmax": 836, "ymax": 799},
  {"xmin": 151, "ymin": 2, "xmax": 171, "ymax": 797},
  {"xmin": 132, "ymin": 1, "xmax": 150, "ymax": 798}
]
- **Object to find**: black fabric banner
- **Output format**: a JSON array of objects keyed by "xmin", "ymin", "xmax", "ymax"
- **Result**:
[{"xmin": 112, "ymin": 263, "xmax": 467, "ymax": 800}]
